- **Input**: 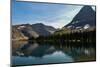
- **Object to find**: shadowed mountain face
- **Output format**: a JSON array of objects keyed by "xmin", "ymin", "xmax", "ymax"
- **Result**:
[
  {"xmin": 12, "ymin": 23, "xmax": 56, "ymax": 40},
  {"xmin": 64, "ymin": 6, "xmax": 96, "ymax": 30}
]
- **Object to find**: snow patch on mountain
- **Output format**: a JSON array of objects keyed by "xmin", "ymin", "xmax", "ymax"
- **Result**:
[
  {"xmin": 76, "ymin": 26, "xmax": 81, "ymax": 29},
  {"xmin": 84, "ymin": 24, "xmax": 90, "ymax": 29},
  {"xmin": 48, "ymin": 30, "xmax": 55, "ymax": 34},
  {"xmin": 67, "ymin": 25, "xmax": 73, "ymax": 28},
  {"xmin": 17, "ymin": 26, "xmax": 26, "ymax": 29}
]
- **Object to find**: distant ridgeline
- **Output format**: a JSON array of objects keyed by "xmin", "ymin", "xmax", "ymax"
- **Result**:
[{"xmin": 12, "ymin": 6, "xmax": 96, "ymax": 42}]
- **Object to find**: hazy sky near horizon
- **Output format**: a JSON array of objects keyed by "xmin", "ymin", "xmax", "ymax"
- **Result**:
[{"xmin": 12, "ymin": 0, "xmax": 95, "ymax": 28}]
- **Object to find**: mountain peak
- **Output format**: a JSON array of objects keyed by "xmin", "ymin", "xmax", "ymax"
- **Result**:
[
  {"xmin": 64, "ymin": 5, "xmax": 96, "ymax": 29},
  {"xmin": 71, "ymin": 6, "xmax": 95, "ymax": 22},
  {"xmin": 82, "ymin": 6, "xmax": 94, "ymax": 11}
]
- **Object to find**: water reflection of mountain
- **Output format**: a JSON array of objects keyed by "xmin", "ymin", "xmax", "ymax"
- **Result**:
[{"xmin": 12, "ymin": 41, "xmax": 96, "ymax": 62}]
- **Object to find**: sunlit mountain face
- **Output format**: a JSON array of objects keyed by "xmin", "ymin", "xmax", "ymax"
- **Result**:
[{"xmin": 12, "ymin": 23, "xmax": 57, "ymax": 40}]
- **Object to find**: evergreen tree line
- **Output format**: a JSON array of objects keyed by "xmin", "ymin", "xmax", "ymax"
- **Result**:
[
  {"xmin": 29, "ymin": 30, "xmax": 96, "ymax": 43},
  {"xmin": 29, "ymin": 29, "xmax": 96, "ymax": 43}
]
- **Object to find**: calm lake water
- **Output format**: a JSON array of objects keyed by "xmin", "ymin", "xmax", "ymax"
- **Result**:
[{"xmin": 12, "ymin": 41, "xmax": 96, "ymax": 66}]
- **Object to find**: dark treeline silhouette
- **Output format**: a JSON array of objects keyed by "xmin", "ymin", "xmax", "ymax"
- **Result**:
[
  {"xmin": 29, "ymin": 29, "xmax": 96, "ymax": 45},
  {"xmin": 30, "ymin": 30, "xmax": 96, "ymax": 47}
]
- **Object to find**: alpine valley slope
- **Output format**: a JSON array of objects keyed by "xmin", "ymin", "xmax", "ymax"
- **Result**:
[{"xmin": 12, "ymin": 23, "xmax": 57, "ymax": 40}]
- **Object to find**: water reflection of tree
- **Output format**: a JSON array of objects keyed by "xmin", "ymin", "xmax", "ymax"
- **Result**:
[
  {"xmin": 12, "ymin": 41, "xmax": 96, "ymax": 62},
  {"xmin": 53, "ymin": 42, "xmax": 96, "ymax": 62},
  {"xmin": 52, "ymin": 41, "xmax": 96, "ymax": 61}
]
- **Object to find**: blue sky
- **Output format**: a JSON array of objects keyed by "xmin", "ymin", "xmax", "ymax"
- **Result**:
[{"xmin": 12, "ymin": 0, "xmax": 95, "ymax": 28}]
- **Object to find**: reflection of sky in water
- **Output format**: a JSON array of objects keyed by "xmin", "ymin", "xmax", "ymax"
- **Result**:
[
  {"xmin": 12, "ymin": 41, "xmax": 96, "ymax": 65},
  {"xmin": 12, "ymin": 51, "xmax": 73, "ymax": 65}
]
